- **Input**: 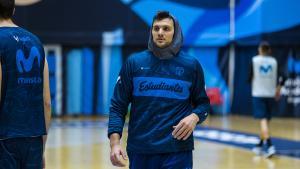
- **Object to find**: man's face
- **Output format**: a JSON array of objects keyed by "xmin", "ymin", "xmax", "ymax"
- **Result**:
[{"xmin": 152, "ymin": 18, "xmax": 175, "ymax": 48}]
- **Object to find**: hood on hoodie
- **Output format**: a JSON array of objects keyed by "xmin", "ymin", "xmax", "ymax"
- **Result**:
[{"xmin": 148, "ymin": 12, "xmax": 183, "ymax": 59}]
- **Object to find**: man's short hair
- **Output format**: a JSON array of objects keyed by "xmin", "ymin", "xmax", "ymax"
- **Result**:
[
  {"xmin": 0, "ymin": 0, "xmax": 15, "ymax": 19},
  {"xmin": 259, "ymin": 41, "xmax": 271, "ymax": 54},
  {"xmin": 153, "ymin": 11, "xmax": 173, "ymax": 21}
]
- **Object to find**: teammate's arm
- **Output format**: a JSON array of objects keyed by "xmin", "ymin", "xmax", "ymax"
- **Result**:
[
  {"xmin": 43, "ymin": 58, "xmax": 51, "ymax": 149},
  {"xmin": 42, "ymin": 58, "xmax": 51, "ymax": 168}
]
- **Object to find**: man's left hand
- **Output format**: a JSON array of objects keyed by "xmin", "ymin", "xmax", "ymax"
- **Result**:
[{"xmin": 172, "ymin": 113, "xmax": 199, "ymax": 140}]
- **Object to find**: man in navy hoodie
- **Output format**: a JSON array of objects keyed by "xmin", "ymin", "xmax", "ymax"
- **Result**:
[{"xmin": 108, "ymin": 11, "xmax": 210, "ymax": 169}]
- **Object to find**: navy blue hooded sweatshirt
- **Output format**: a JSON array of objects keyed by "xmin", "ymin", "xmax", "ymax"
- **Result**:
[{"xmin": 108, "ymin": 15, "xmax": 210, "ymax": 154}]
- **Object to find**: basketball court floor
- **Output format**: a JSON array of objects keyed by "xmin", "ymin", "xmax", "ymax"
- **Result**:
[{"xmin": 45, "ymin": 115, "xmax": 300, "ymax": 169}]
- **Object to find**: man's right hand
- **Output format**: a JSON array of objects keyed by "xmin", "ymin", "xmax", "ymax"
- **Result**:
[{"xmin": 109, "ymin": 133, "xmax": 128, "ymax": 167}]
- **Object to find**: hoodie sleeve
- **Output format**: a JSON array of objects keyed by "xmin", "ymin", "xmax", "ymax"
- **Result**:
[
  {"xmin": 191, "ymin": 61, "xmax": 211, "ymax": 124},
  {"xmin": 107, "ymin": 57, "xmax": 133, "ymax": 138}
]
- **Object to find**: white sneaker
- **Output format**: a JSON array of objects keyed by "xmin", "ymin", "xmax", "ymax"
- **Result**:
[
  {"xmin": 252, "ymin": 146, "xmax": 263, "ymax": 155},
  {"xmin": 264, "ymin": 145, "xmax": 276, "ymax": 158}
]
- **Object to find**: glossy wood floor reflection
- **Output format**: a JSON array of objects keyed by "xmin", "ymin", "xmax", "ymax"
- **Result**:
[{"xmin": 45, "ymin": 116, "xmax": 300, "ymax": 169}]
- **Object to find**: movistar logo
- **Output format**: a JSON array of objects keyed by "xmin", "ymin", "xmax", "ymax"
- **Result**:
[
  {"xmin": 16, "ymin": 47, "xmax": 42, "ymax": 84},
  {"xmin": 259, "ymin": 65, "xmax": 272, "ymax": 74},
  {"xmin": 16, "ymin": 46, "xmax": 41, "ymax": 73}
]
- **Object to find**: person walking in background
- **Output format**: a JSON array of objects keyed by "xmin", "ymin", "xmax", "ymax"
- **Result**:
[
  {"xmin": 0, "ymin": 0, "xmax": 51, "ymax": 168},
  {"xmin": 248, "ymin": 41, "xmax": 285, "ymax": 158},
  {"xmin": 108, "ymin": 11, "xmax": 210, "ymax": 169}
]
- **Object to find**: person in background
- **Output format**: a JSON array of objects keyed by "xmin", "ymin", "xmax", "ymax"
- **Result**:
[
  {"xmin": 248, "ymin": 41, "xmax": 285, "ymax": 158},
  {"xmin": 0, "ymin": 0, "xmax": 51, "ymax": 168}
]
